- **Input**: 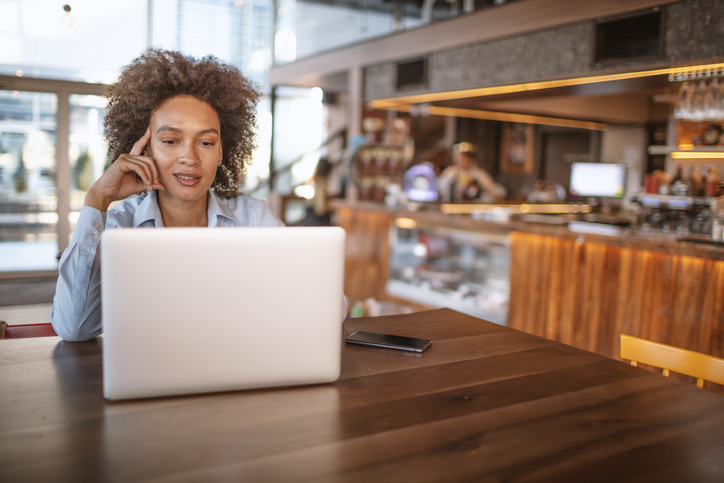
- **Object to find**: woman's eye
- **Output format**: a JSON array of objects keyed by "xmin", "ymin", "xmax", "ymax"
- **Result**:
[
  {"xmin": 161, "ymin": 140, "xmax": 177, "ymax": 145},
  {"xmin": 200, "ymin": 142, "xmax": 216, "ymax": 147}
]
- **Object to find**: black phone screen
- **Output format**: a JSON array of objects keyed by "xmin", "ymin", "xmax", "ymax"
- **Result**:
[{"xmin": 344, "ymin": 331, "xmax": 432, "ymax": 353}]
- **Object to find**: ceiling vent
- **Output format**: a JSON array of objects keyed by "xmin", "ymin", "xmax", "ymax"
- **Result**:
[
  {"xmin": 397, "ymin": 57, "xmax": 427, "ymax": 89},
  {"xmin": 594, "ymin": 8, "xmax": 664, "ymax": 67}
]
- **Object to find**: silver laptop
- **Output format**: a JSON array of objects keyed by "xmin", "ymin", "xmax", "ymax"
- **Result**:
[{"xmin": 101, "ymin": 226, "xmax": 345, "ymax": 400}]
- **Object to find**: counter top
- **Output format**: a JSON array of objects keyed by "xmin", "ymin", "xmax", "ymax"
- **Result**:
[{"xmin": 332, "ymin": 200, "xmax": 724, "ymax": 261}]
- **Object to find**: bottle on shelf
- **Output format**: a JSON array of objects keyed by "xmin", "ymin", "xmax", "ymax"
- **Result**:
[
  {"xmin": 705, "ymin": 166, "xmax": 720, "ymax": 198},
  {"xmin": 712, "ymin": 210, "xmax": 724, "ymax": 241},
  {"xmin": 690, "ymin": 165, "xmax": 703, "ymax": 197},
  {"xmin": 671, "ymin": 164, "xmax": 687, "ymax": 196},
  {"xmin": 658, "ymin": 171, "xmax": 671, "ymax": 195}
]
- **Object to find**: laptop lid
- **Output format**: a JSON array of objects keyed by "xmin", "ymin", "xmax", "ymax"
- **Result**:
[{"xmin": 101, "ymin": 226, "xmax": 345, "ymax": 400}]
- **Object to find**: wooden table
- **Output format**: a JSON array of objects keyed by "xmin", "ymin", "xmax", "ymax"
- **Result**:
[{"xmin": 2, "ymin": 309, "xmax": 724, "ymax": 482}]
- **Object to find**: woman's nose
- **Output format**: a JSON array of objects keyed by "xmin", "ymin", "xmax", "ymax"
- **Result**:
[{"xmin": 178, "ymin": 145, "xmax": 200, "ymax": 166}]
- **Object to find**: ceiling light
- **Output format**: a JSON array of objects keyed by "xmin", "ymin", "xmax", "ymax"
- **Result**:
[
  {"xmin": 378, "ymin": 104, "xmax": 607, "ymax": 131},
  {"xmin": 62, "ymin": 4, "xmax": 73, "ymax": 28},
  {"xmin": 671, "ymin": 152, "xmax": 724, "ymax": 159}
]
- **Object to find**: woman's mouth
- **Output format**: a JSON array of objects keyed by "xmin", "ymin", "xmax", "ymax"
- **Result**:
[{"xmin": 174, "ymin": 173, "xmax": 202, "ymax": 187}]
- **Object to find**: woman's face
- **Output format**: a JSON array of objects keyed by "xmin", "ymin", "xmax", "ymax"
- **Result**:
[{"xmin": 146, "ymin": 95, "xmax": 222, "ymax": 202}]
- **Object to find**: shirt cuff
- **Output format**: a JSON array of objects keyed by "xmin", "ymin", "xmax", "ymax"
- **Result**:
[{"xmin": 70, "ymin": 206, "xmax": 106, "ymax": 246}]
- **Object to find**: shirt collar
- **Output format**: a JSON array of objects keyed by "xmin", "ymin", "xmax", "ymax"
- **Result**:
[
  {"xmin": 132, "ymin": 191, "xmax": 164, "ymax": 227},
  {"xmin": 207, "ymin": 190, "xmax": 238, "ymax": 227},
  {"xmin": 131, "ymin": 190, "xmax": 238, "ymax": 228}
]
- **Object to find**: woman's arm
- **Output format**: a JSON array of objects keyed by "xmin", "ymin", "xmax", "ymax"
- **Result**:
[
  {"xmin": 50, "ymin": 207, "xmax": 105, "ymax": 341},
  {"xmin": 52, "ymin": 130, "xmax": 166, "ymax": 340}
]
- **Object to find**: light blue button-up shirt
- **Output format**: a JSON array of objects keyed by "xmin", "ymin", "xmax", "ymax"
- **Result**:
[{"xmin": 51, "ymin": 190, "xmax": 284, "ymax": 341}]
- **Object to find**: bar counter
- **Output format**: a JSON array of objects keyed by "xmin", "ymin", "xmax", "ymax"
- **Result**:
[
  {"xmin": 332, "ymin": 200, "xmax": 724, "ymax": 261},
  {"xmin": 333, "ymin": 200, "xmax": 724, "ymax": 393}
]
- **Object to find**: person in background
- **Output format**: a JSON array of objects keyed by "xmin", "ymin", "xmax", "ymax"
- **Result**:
[
  {"xmin": 438, "ymin": 142, "xmax": 498, "ymax": 203},
  {"xmin": 51, "ymin": 49, "xmax": 285, "ymax": 341},
  {"xmin": 302, "ymin": 157, "xmax": 340, "ymax": 226}
]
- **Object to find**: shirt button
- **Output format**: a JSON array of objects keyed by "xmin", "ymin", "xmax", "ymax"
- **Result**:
[
  {"xmin": 92, "ymin": 232, "xmax": 99, "ymax": 239},
  {"xmin": 93, "ymin": 222, "xmax": 101, "ymax": 229}
]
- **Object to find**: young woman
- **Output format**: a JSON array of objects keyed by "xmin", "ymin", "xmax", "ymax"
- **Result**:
[{"xmin": 52, "ymin": 49, "xmax": 283, "ymax": 341}]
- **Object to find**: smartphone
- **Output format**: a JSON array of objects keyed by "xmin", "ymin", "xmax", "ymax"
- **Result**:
[{"xmin": 344, "ymin": 331, "xmax": 432, "ymax": 353}]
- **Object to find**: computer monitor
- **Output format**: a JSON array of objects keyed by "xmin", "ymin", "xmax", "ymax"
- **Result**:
[{"xmin": 569, "ymin": 162, "xmax": 625, "ymax": 198}]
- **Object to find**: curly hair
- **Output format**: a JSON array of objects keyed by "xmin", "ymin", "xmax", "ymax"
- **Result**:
[{"xmin": 104, "ymin": 49, "xmax": 261, "ymax": 199}]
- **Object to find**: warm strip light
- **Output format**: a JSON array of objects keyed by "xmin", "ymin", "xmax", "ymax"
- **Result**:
[
  {"xmin": 380, "ymin": 104, "xmax": 607, "ymax": 131},
  {"xmin": 395, "ymin": 217, "xmax": 417, "ymax": 229},
  {"xmin": 441, "ymin": 203, "xmax": 592, "ymax": 215},
  {"xmin": 671, "ymin": 152, "xmax": 724, "ymax": 159},
  {"xmin": 368, "ymin": 62, "xmax": 724, "ymax": 107},
  {"xmin": 678, "ymin": 144, "xmax": 695, "ymax": 150}
]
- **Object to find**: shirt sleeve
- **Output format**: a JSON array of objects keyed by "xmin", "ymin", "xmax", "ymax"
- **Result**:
[
  {"xmin": 51, "ymin": 206, "xmax": 106, "ymax": 341},
  {"xmin": 473, "ymin": 168, "xmax": 498, "ymax": 201}
]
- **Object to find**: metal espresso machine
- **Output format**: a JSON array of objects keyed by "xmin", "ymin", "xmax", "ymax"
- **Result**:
[{"xmin": 632, "ymin": 193, "xmax": 724, "ymax": 236}]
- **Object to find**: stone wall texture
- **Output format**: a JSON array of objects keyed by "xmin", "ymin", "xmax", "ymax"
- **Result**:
[
  {"xmin": 364, "ymin": 0, "xmax": 724, "ymax": 101},
  {"xmin": 666, "ymin": 0, "xmax": 724, "ymax": 62}
]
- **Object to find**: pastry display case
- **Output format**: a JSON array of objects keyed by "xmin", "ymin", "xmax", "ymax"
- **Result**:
[{"xmin": 386, "ymin": 218, "xmax": 511, "ymax": 324}]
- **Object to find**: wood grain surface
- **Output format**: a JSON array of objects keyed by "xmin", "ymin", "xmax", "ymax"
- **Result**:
[
  {"xmin": 508, "ymin": 232, "xmax": 724, "ymax": 393},
  {"xmin": 2, "ymin": 308, "xmax": 724, "ymax": 482}
]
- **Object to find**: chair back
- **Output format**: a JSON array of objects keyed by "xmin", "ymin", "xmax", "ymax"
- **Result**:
[{"xmin": 620, "ymin": 334, "xmax": 724, "ymax": 387}]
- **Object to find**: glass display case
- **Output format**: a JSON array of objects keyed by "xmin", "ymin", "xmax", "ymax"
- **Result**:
[{"xmin": 386, "ymin": 219, "xmax": 511, "ymax": 325}]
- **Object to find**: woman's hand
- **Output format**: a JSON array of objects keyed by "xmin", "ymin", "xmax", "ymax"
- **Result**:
[{"xmin": 85, "ymin": 128, "xmax": 166, "ymax": 212}]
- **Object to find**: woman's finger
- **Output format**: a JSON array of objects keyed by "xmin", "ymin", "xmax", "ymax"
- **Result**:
[
  {"xmin": 118, "ymin": 155, "xmax": 154, "ymax": 187},
  {"xmin": 137, "ymin": 155, "xmax": 160, "ymax": 185},
  {"xmin": 125, "ymin": 154, "xmax": 160, "ymax": 186},
  {"xmin": 129, "ymin": 127, "xmax": 151, "ymax": 156}
]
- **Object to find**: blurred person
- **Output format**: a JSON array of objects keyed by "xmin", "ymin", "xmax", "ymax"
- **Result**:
[
  {"xmin": 438, "ymin": 143, "xmax": 498, "ymax": 203},
  {"xmin": 302, "ymin": 157, "xmax": 338, "ymax": 226}
]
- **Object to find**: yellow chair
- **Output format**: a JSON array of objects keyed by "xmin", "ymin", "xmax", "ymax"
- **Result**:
[{"xmin": 620, "ymin": 334, "xmax": 724, "ymax": 388}]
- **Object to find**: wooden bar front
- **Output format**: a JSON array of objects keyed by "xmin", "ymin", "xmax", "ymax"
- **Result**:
[
  {"xmin": 507, "ymin": 231, "xmax": 724, "ymax": 391},
  {"xmin": 333, "ymin": 202, "xmax": 724, "ymax": 391}
]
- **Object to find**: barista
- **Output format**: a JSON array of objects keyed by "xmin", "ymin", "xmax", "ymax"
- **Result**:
[{"xmin": 438, "ymin": 143, "xmax": 497, "ymax": 203}]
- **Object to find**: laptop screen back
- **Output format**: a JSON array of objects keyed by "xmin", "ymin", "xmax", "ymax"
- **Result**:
[{"xmin": 101, "ymin": 226, "xmax": 345, "ymax": 400}]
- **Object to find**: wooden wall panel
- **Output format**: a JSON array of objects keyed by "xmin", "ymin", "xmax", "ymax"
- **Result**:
[
  {"xmin": 509, "ymin": 232, "xmax": 577, "ymax": 342},
  {"xmin": 335, "ymin": 207, "xmax": 393, "ymax": 305},
  {"xmin": 509, "ymin": 232, "xmax": 724, "ymax": 393}
]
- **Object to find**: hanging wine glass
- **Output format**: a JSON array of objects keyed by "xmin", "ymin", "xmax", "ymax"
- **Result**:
[
  {"xmin": 704, "ymin": 78, "xmax": 717, "ymax": 121},
  {"xmin": 692, "ymin": 80, "xmax": 708, "ymax": 122},
  {"xmin": 717, "ymin": 77, "xmax": 724, "ymax": 120},
  {"xmin": 675, "ymin": 80, "xmax": 692, "ymax": 120}
]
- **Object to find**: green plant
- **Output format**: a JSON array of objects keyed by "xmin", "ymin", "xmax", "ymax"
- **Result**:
[
  {"xmin": 13, "ymin": 152, "xmax": 28, "ymax": 193},
  {"xmin": 74, "ymin": 149, "xmax": 93, "ymax": 191}
]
